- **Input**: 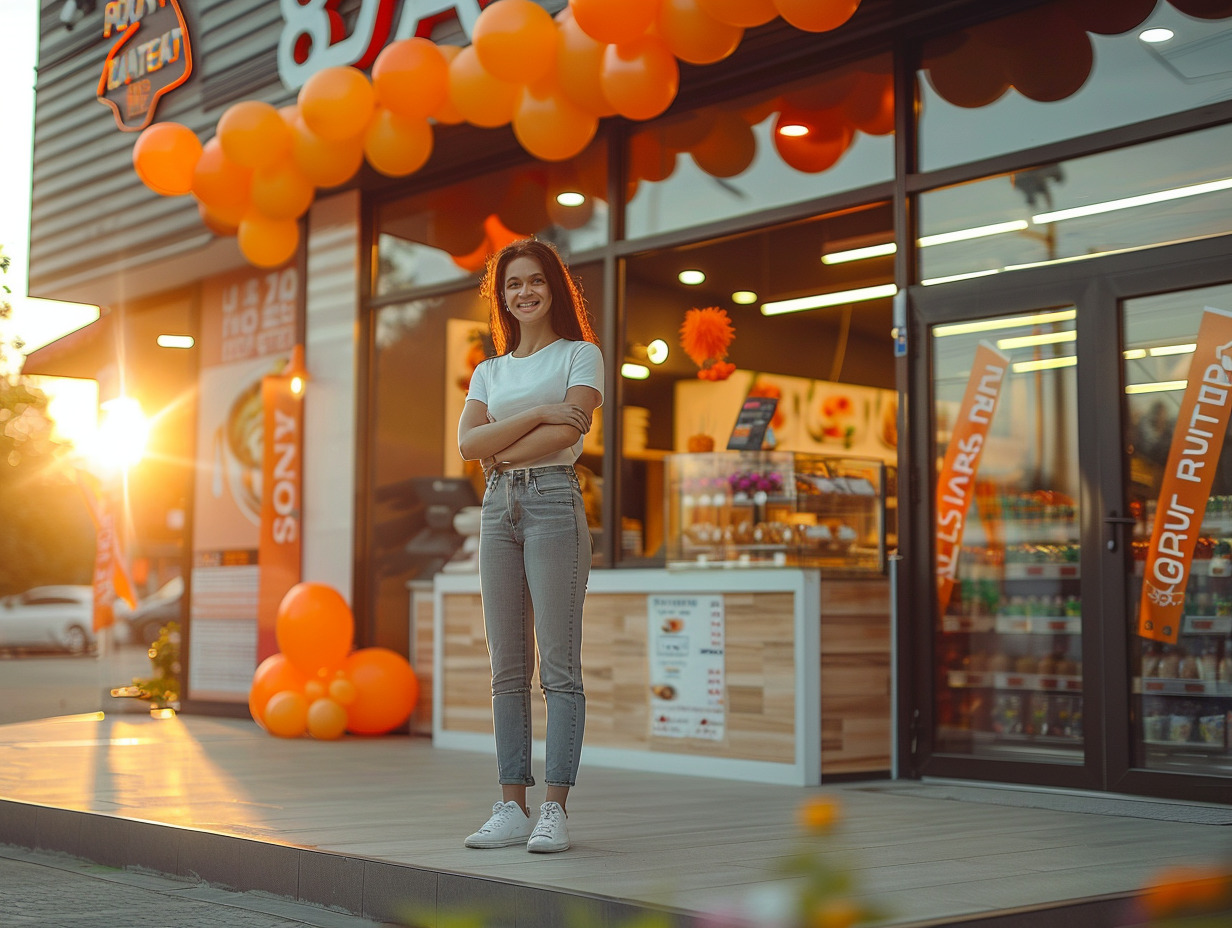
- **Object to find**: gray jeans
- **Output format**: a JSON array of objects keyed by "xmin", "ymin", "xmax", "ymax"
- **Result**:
[{"xmin": 479, "ymin": 464, "xmax": 589, "ymax": 787}]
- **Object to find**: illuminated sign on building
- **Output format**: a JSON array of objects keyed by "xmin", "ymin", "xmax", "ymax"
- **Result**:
[{"xmin": 96, "ymin": 0, "xmax": 193, "ymax": 131}]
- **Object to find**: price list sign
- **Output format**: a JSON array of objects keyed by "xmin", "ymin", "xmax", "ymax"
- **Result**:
[{"xmin": 648, "ymin": 595, "xmax": 725, "ymax": 741}]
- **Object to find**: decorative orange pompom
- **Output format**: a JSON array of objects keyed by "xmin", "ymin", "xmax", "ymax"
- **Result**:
[{"xmin": 680, "ymin": 306, "xmax": 736, "ymax": 367}]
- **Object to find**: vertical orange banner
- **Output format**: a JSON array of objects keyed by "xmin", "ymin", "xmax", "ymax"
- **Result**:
[
  {"xmin": 1138, "ymin": 306, "xmax": 1232, "ymax": 643},
  {"xmin": 77, "ymin": 472, "xmax": 138, "ymax": 632},
  {"xmin": 257, "ymin": 352, "xmax": 305, "ymax": 662},
  {"xmin": 935, "ymin": 342, "xmax": 1011, "ymax": 614}
]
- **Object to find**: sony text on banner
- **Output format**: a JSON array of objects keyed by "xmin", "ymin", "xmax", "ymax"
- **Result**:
[
  {"xmin": 935, "ymin": 342, "xmax": 1011, "ymax": 614},
  {"xmin": 257, "ymin": 366, "xmax": 304, "ymax": 663},
  {"xmin": 1138, "ymin": 306, "xmax": 1232, "ymax": 643}
]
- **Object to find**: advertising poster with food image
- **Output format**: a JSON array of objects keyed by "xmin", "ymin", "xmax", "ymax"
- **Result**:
[
  {"xmin": 190, "ymin": 265, "xmax": 298, "ymax": 702},
  {"xmin": 648, "ymin": 594, "xmax": 725, "ymax": 741}
]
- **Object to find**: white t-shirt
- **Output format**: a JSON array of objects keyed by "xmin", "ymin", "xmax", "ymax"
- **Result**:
[{"xmin": 467, "ymin": 339, "xmax": 604, "ymax": 467}]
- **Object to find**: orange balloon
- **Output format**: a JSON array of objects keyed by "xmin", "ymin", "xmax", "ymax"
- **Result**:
[
  {"xmin": 288, "ymin": 115, "xmax": 364, "ymax": 188},
  {"xmin": 629, "ymin": 127, "xmax": 676, "ymax": 183},
  {"xmin": 843, "ymin": 69, "xmax": 894, "ymax": 136},
  {"xmin": 448, "ymin": 44, "xmax": 519, "ymax": 128},
  {"xmin": 554, "ymin": 9, "xmax": 616, "ymax": 117},
  {"xmin": 923, "ymin": 32, "xmax": 1011, "ymax": 109},
  {"xmin": 304, "ymin": 678, "xmax": 327, "ymax": 702},
  {"xmin": 307, "ymin": 697, "xmax": 349, "ymax": 740},
  {"xmin": 218, "ymin": 101, "xmax": 290, "ymax": 170},
  {"xmin": 601, "ymin": 35, "xmax": 679, "ymax": 122},
  {"xmin": 192, "ymin": 137, "xmax": 252, "ymax": 217},
  {"xmin": 133, "ymin": 122, "xmax": 202, "ymax": 196},
  {"xmin": 689, "ymin": 110, "xmax": 756, "ymax": 178},
  {"xmin": 773, "ymin": 0, "xmax": 860, "ymax": 32},
  {"xmin": 299, "ymin": 66, "xmax": 376, "ymax": 141},
  {"xmin": 485, "ymin": 212, "xmax": 525, "ymax": 252},
  {"xmin": 198, "ymin": 201, "xmax": 238, "ymax": 236},
  {"xmin": 497, "ymin": 170, "xmax": 551, "ymax": 235},
  {"xmin": 695, "ymin": 0, "xmax": 777, "ymax": 27},
  {"xmin": 430, "ymin": 45, "xmax": 467, "ymax": 124},
  {"xmin": 343, "ymin": 648, "xmax": 420, "ymax": 735},
  {"xmin": 264, "ymin": 690, "xmax": 309, "ymax": 738},
  {"xmin": 474, "ymin": 0, "xmax": 558, "ymax": 85},
  {"xmin": 773, "ymin": 106, "xmax": 853, "ymax": 173},
  {"xmin": 248, "ymin": 653, "xmax": 308, "ymax": 730},
  {"xmin": 239, "ymin": 213, "xmax": 300, "ymax": 268},
  {"xmin": 570, "ymin": 0, "xmax": 658, "ymax": 44},
  {"xmin": 451, "ymin": 236, "xmax": 493, "ymax": 272},
  {"xmin": 364, "ymin": 107, "xmax": 434, "ymax": 177},
  {"xmin": 328, "ymin": 675, "xmax": 357, "ymax": 706},
  {"xmin": 513, "ymin": 84, "xmax": 598, "ymax": 161},
  {"xmin": 275, "ymin": 582, "xmax": 354, "ymax": 674},
  {"xmin": 1004, "ymin": 9, "xmax": 1093, "ymax": 103},
  {"xmin": 251, "ymin": 161, "xmax": 315, "ymax": 220},
  {"xmin": 656, "ymin": 0, "xmax": 743, "ymax": 65},
  {"xmin": 372, "ymin": 38, "xmax": 449, "ymax": 120}
]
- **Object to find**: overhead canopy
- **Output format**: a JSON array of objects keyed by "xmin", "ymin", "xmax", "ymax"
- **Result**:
[{"xmin": 20, "ymin": 312, "xmax": 115, "ymax": 380}]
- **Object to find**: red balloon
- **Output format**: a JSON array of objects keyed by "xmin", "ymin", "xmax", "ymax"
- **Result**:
[
  {"xmin": 570, "ymin": 0, "xmax": 658, "ymax": 44},
  {"xmin": 773, "ymin": 106, "xmax": 853, "ymax": 173},
  {"xmin": 275, "ymin": 582, "xmax": 354, "ymax": 675},
  {"xmin": 133, "ymin": 122, "xmax": 202, "ymax": 196},
  {"xmin": 343, "ymin": 648, "xmax": 420, "ymax": 735},
  {"xmin": 249, "ymin": 653, "xmax": 308, "ymax": 730},
  {"xmin": 773, "ymin": 0, "xmax": 860, "ymax": 32},
  {"xmin": 601, "ymin": 35, "xmax": 680, "ymax": 121},
  {"xmin": 689, "ymin": 111, "xmax": 756, "ymax": 178}
]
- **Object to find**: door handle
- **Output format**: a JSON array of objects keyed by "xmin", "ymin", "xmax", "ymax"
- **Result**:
[{"xmin": 1104, "ymin": 514, "xmax": 1137, "ymax": 552}]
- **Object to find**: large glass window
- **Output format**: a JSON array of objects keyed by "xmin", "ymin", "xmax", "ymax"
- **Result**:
[
  {"xmin": 1124, "ymin": 282, "xmax": 1232, "ymax": 779},
  {"xmin": 625, "ymin": 54, "xmax": 894, "ymax": 239},
  {"xmin": 918, "ymin": 3, "xmax": 1232, "ymax": 171},
  {"xmin": 918, "ymin": 122, "xmax": 1232, "ymax": 285},
  {"xmin": 931, "ymin": 307, "xmax": 1084, "ymax": 763}
]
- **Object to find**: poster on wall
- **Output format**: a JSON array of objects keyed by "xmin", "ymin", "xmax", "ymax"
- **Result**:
[
  {"xmin": 648, "ymin": 594, "xmax": 725, "ymax": 741},
  {"xmin": 190, "ymin": 265, "xmax": 297, "ymax": 702}
]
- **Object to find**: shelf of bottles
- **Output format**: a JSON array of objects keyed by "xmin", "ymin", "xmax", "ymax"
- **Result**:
[{"xmin": 1130, "ymin": 497, "xmax": 1232, "ymax": 761}]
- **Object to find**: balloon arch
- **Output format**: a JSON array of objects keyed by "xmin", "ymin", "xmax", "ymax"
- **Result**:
[{"xmin": 131, "ymin": 0, "xmax": 1232, "ymax": 269}]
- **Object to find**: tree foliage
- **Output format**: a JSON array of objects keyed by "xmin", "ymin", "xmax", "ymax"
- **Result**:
[{"xmin": 0, "ymin": 247, "xmax": 95, "ymax": 596}]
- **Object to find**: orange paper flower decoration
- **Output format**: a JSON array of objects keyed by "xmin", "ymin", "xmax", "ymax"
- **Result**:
[{"xmin": 679, "ymin": 307, "xmax": 736, "ymax": 380}]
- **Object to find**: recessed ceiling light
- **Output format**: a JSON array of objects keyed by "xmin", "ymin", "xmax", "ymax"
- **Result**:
[
  {"xmin": 1139, "ymin": 27, "xmax": 1174, "ymax": 43},
  {"xmin": 778, "ymin": 123, "xmax": 809, "ymax": 137},
  {"xmin": 621, "ymin": 362, "xmax": 650, "ymax": 380},
  {"xmin": 157, "ymin": 335, "xmax": 195, "ymax": 349},
  {"xmin": 646, "ymin": 339, "xmax": 669, "ymax": 364},
  {"xmin": 731, "ymin": 290, "xmax": 758, "ymax": 304},
  {"xmin": 556, "ymin": 191, "xmax": 586, "ymax": 207},
  {"xmin": 678, "ymin": 269, "xmax": 705, "ymax": 285}
]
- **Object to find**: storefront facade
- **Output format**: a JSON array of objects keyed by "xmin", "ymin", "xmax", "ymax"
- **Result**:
[{"xmin": 24, "ymin": 0, "xmax": 1232, "ymax": 801}]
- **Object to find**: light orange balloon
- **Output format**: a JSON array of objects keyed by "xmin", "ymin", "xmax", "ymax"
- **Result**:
[
  {"xmin": 343, "ymin": 648, "xmax": 420, "ymax": 735},
  {"xmin": 656, "ymin": 0, "xmax": 743, "ymax": 65},
  {"xmin": 307, "ymin": 697, "xmax": 349, "ymax": 740},
  {"xmin": 218, "ymin": 101, "xmax": 290, "ymax": 170},
  {"xmin": 570, "ymin": 0, "xmax": 659, "ymax": 44},
  {"xmin": 513, "ymin": 84, "xmax": 598, "ymax": 162},
  {"xmin": 600, "ymin": 35, "xmax": 679, "ymax": 121},
  {"xmin": 299, "ymin": 66, "xmax": 376, "ymax": 141},
  {"xmin": 192, "ymin": 137, "xmax": 252, "ymax": 217},
  {"xmin": 473, "ymin": 0, "xmax": 558, "ymax": 85},
  {"xmin": 696, "ymin": 0, "xmax": 777, "ymax": 26},
  {"xmin": 251, "ymin": 161, "xmax": 315, "ymax": 219},
  {"xmin": 430, "ymin": 45, "xmax": 467, "ymax": 124},
  {"xmin": 554, "ymin": 9, "xmax": 616, "ymax": 117},
  {"xmin": 198, "ymin": 201, "xmax": 239, "ymax": 236},
  {"xmin": 372, "ymin": 38, "xmax": 450, "ymax": 120},
  {"xmin": 448, "ymin": 45, "xmax": 520, "ymax": 128},
  {"xmin": 363, "ymin": 108, "xmax": 434, "ymax": 177},
  {"xmin": 248, "ymin": 653, "xmax": 308, "ymax": 730},
  {"xmin": 133, "ymin": 122, "xmax": 202, "ymax": 196},
  {"xmin": 275, "ymin": 582, "xmax": 354, "ymax": 675},
  {"xmin": 304, "ymin": 678, "xmax": 327, "ymax": 702},
  {"xmin": 327, "ymin": 676, "xmax": 357, "ymax": 706},
  {"xmin": 773, "ymin": 0, "xmax": 860, "ymax": 32},
  {"xmin": 238, "ymin": 213, "xmax": 300, "ymax": 268},
  {"xmin": 264, "ymin": 690, "xmax": 309, "ymax": 738}
]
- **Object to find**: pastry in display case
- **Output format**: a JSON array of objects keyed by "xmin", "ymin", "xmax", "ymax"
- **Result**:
[{"xmin": 664, "ymin": 452, "xmax": 887, "ymax": 573}]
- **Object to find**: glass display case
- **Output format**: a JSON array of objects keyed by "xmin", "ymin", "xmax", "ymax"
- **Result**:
[{"xmin": 664, "ymin": 452, "xmax": 887, "ymax": 573}]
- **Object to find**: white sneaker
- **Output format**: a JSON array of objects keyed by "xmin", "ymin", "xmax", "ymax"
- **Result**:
[
  {"xmin": 527, "ymin": 801, "xmax": 570, "ymax": 853},
  {"xmin": 464, "ymin": 801, "xmax": 533, "ymax": 848}
]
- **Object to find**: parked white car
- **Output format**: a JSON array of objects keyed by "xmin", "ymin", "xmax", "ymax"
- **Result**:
[
  {"xmin": 114, "ymin": 575, "xmax": 183, "ymax": 646},
  {"xmin": 0, "ymin": 585, "xmax": 96, "ymax": 655}
]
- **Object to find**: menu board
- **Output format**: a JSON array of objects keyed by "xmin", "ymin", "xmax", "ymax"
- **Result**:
[
  {"xmin": 727, "ymin": 396, "xmax": 778, "ymax": 450},
  {"xmin": 648, "ymin": 594, "xmax": 725, "ymax": 741}
]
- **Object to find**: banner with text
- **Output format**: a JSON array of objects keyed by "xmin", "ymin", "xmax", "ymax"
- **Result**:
[{"xmin": 1138, "ymin": 306, "xmax": 1232, "ymax": 643}]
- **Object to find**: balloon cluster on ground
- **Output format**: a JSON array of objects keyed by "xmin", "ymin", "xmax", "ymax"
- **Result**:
[
  {"xmin": 249, "ymin": 582, "xmax": 420, "ymax": 740},
  {"xmin": 131, "ymin": 0, "xmax": 1232, "ymax": 269}
]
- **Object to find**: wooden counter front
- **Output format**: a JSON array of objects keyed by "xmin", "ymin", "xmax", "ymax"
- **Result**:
[{"xmin": 433, "ymin": 569, "xmax": 821, "ymax": 785}]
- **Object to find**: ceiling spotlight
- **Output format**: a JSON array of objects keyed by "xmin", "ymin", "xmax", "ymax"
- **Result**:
[
  {"xmin": 646, "ymin": 339, "xmax": 669, "ymax": 364},
  {"xmin": 556, "ymin": 191, "xmax": 586, "ymax": 207},
  {"xmin": 731, "ymin": 290, "xmax": 758, "ymax": 305},
  {"xmin": 678, "ymin": 269, "xmax": 706, "ymax": 285},
  {"xmin": 1139, "ymin": 27, "xmax": 1174, "ymax": 43},
  {"xmin": 778, "ymin": 123, "xmax": 809, "ymax": 137}
]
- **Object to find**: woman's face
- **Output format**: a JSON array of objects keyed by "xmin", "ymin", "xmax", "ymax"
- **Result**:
[{"xmin": 503, "ymin": 255, "xmax": 553, "ymax": 328}]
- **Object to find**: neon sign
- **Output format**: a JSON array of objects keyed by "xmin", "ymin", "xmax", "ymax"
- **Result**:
[{"xmin": 96, "ymin": 0, "xmax": 193, "ymax": 132}]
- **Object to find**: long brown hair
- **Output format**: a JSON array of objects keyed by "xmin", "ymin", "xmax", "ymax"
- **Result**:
[{"xmin": 480, "ymin": 239, "xmax": 598, "ymax": 356}]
